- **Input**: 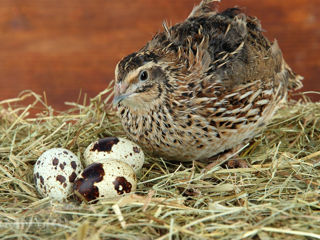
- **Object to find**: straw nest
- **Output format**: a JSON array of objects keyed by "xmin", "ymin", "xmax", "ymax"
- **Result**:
[{"xmin": 0, "ymin": 87, "xmax": 319, "ymax": 240}]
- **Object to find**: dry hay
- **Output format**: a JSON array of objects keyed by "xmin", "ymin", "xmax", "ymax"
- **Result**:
[{"xmin": 0, "ymin": 87, "xmax": 319, "ymax": 240}]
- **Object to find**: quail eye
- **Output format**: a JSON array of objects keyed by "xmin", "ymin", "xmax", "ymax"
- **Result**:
[{"xmin": 138, "ymin": 70, "xmax": 149, "ymax": 81}]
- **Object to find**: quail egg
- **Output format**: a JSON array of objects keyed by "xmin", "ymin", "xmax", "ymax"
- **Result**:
[
  {"xmin": 33, "ymin": 148, "xmax": 83, "ymax": 201},
  {"xmin": 73, "ymin": 160, "xmax": 137, "ymax": 203},
  {"xmin": 84, "ymin": 137, "xmax": 144, "ymax": 172}
]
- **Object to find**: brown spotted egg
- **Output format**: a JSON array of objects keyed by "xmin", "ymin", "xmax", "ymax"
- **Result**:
[
  {"xmin": 73, "ymin": 160, "xmax": 137, "ymax": 203},
  {"xmin": 33, "ymin": 148, "xmax": 83, "ymax": 201},
  {"xmin": 84, "ymin": 137, "xmax": 144, "ymax": 172}
]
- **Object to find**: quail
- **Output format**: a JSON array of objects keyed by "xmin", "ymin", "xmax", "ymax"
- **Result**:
[{"xmin": 113, "ymin": 0, "xmax": 302, "ymax": 163}]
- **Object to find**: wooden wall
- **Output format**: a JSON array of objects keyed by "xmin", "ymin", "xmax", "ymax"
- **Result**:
[{"xmin": 0, "ymin": 0, "xmax": 319, "ymax": 110}]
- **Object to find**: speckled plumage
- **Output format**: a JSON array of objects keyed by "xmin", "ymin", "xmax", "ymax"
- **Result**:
[{"xmin": 113, "ymin": 0, "xmax": 302, "ymax": 162}]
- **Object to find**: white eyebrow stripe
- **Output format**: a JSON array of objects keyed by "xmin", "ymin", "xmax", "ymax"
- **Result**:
[
  {"xmin": 123, "ymin": 62, "xmax": 158, "ymax": 84},
  {"xmin": 115, "ymin": 63, "xmax": 120, "ymax": 81}
]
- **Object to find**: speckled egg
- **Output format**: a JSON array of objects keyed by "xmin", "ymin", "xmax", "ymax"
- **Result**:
[
  {"xmin": 83, "ymin": 137, "xmax": 144, "ymax": 172},
  {"xmin": 33, "ymin": 148, "xmax": 83, "ymax": 201},
  {"xmin": 73, "ymin": 160, "xmax": 137, "ymax": 203}
]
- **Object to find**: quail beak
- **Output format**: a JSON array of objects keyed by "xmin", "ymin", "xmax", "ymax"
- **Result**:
[
  {"xmin": 113, "ymin": 82, "xmax": 129, "ymax": 107},
  {"xmin": 113, "ymin": 94, "xmax": 129, "ymax": 107}
]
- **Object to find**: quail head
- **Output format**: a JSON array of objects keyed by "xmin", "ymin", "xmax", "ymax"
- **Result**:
[{"xmin": 113, "ymin": 0, "xmax": 303, "ymax": 162}]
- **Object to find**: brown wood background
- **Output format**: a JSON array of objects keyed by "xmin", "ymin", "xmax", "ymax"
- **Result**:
[{"xmin": 0, "ymin": 0, "xmax": 319, "ymax": 110}]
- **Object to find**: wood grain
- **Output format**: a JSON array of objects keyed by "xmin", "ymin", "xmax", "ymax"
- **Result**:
[{"xmin": 0, "ymin": 0, "xmax": 319, "ymax": 110}]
